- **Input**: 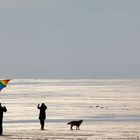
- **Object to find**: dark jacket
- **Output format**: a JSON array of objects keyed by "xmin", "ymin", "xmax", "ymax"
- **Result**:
[
  {"xmin": 37, "ymin": 104, "xmax": 47, "ymax": 119},
  {"xmin": 0, "ymin": 106, "xmax": 7, "ymax": 119}
]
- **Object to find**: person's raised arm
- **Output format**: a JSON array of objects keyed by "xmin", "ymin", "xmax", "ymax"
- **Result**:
[{"xmin": 37, "ymin": 104, "xmax": 40, "ymax": 109}]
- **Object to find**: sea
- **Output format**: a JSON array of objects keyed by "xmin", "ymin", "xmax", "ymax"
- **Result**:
[{"xmin": 1, "ymin": 79, "xmax": 140, "ymax": 130}]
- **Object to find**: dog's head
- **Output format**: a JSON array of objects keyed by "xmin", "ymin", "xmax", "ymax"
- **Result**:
[{"xmin": 79, "ymin": 120, "xmax": 83, "ymax": 123}]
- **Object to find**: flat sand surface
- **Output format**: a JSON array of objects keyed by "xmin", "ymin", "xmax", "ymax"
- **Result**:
[
  {"xmin": 0, "ymin": 122, "xmax": 140, "ymax": 140},
  {"xmin": 1, "ymin": 79, "xmax": 140, "ymax": 139}
]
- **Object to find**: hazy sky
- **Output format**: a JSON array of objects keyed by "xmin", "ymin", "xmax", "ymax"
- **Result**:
[{"xmin": 0, "ymin": 0, "xmax": 140, "ymax": 79}]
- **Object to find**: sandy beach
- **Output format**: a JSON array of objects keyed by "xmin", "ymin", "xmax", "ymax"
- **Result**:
[
  {"xmin": 1, "ymin": 122, "xmax": 140, "ymax": 140},
  {"xmin": 0, "ymin": 79, "xmax": 140, "ymax": 140}
]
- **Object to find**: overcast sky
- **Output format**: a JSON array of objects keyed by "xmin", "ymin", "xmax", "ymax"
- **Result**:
[{"xmin": 0, "ymin": 0, "xmax": 140, "ymax": 79}]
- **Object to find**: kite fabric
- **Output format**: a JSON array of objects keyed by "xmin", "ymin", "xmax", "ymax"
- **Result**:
[{"xmin": 0, "ymin": 80, "xmax": 10, "ymax": 91}]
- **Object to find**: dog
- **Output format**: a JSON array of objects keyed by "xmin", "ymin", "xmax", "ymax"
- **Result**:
[{"xmin": 67, "ymin": 120, "xmax": 83, "ymax": 130}]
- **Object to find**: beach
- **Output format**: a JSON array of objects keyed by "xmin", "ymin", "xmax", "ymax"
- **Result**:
[
  {"xmin": 0, "ymin": 79, "xmax": 140, "ymax": 139},
  {"xmin": 1, "ymin": 122, "xmax": 140, "ymax": 140}
]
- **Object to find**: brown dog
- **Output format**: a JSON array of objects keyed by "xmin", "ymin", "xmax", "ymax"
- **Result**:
[{"xmin": 67, "ymin": 120, "xmax": 83, "ymax": 130}]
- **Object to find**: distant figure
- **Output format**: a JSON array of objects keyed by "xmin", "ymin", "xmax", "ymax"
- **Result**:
[
  {"xmin": 0, "ymin": 103, "xmax": 7, "ymax": 135},
  {"xmin": 37, "ymin": 103, "xmax": 47, "ymax": 130},
  {"xmin": 67, "ymin": 120, "xmax": 83, "ymax": 130}
]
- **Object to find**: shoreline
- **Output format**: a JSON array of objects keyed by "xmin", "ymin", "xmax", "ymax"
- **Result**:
[{"xmin": 3, "ymin": 114, "xmax": 140, "ymax": 124}]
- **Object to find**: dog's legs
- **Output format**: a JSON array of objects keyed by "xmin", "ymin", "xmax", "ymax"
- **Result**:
[{"xmin": 70, "ymin": 125, "xmax": 73, "ymax": 130}]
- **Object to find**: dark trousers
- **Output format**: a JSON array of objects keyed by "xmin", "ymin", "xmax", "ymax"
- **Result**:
[
  {"xmin": 0, "ymin": 118, "xmax": 3, "ymax": 135},
  {"xmin": 39, "ymin": 119, "xmax": 45, "ymax": 129}
]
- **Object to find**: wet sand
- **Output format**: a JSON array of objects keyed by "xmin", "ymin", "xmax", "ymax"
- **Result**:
[
  {"xmin": 1, "ymin": 122, "xmax": 140, "ymax": 140},
  {"xmin": 1, "ymin": 79, "xmax": 140, "ymax": 139}
]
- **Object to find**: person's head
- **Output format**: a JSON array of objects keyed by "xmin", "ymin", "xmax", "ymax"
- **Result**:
[{"xmin": 41, "ymin": 103, "xmax": 45, "ymax": 106}]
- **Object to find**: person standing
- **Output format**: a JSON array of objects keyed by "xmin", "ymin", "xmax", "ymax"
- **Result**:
[
  {"xmin": 37, "ymin": 103, "xmax": 47, "ymax": 130},
  {"xmin": 0, "ymin": 103, "xmax": 7, "ymax": 135}
]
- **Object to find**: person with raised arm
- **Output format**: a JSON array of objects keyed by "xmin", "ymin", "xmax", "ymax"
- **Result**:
[{"xmin": 37, "ymin": 103, "xmax": 47, "ymax": 130}]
